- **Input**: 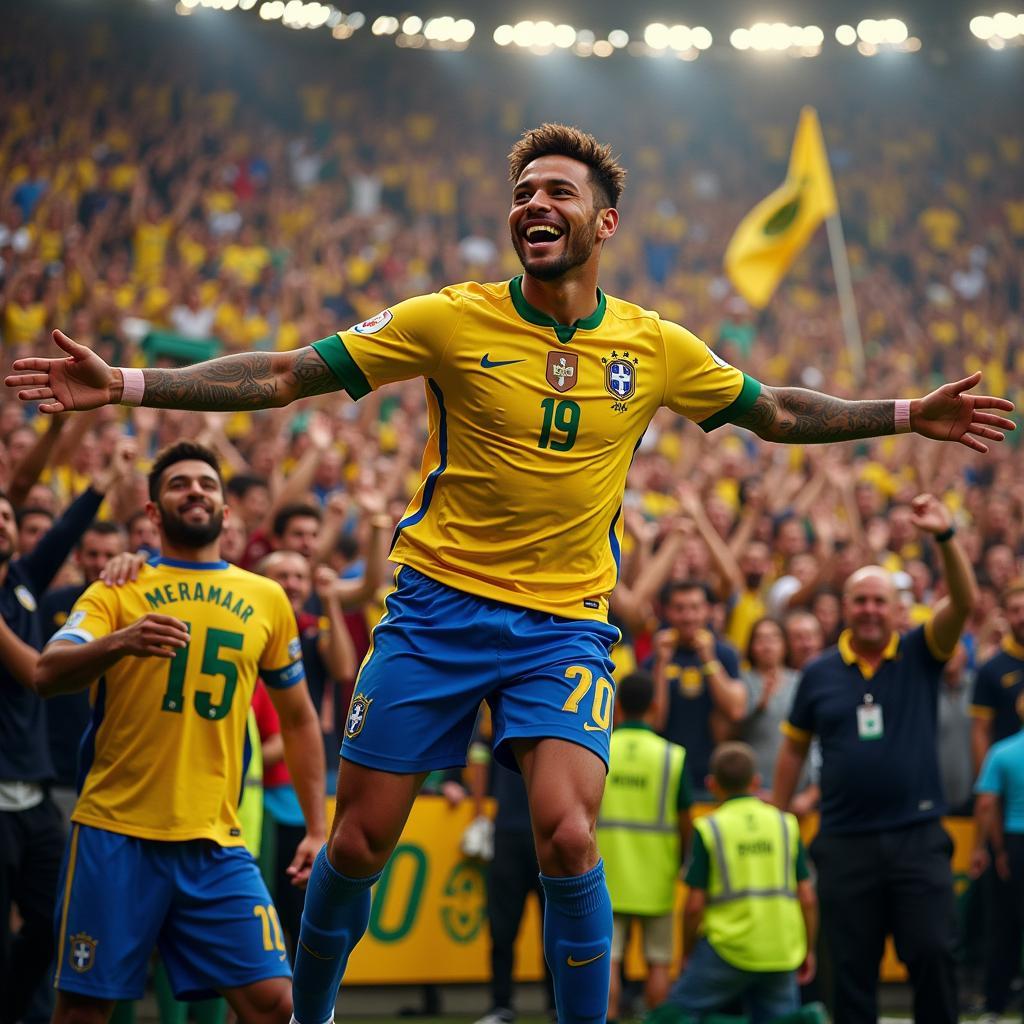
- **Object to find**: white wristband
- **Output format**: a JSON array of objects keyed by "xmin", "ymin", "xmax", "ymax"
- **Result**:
[
  {"xmin": 894, "ymin": 399, "xmax": 911, "ymax": 434},
  {"xmin": 119, "ymin": 368, "xmax": 146, "ymax": 407}
]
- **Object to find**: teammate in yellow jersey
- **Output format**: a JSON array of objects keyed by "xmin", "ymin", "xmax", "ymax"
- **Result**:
[
  {"xmin": 7, "ymin": 123, "xmax": 1015, "ymax": 1024},
  {"xmin": 33, "ymin": 442, "xmax": 326, "ymax": 1024}
]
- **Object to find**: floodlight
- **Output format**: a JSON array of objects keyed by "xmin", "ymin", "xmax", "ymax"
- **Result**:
[
  {"xmin": 512, "ymin": 21, "xmax": 534, "ymax": 47},
  {"xmin": 644, "ymin": 23, "xmax": 670, "ymax": 49},
  {"xmin": 884, "ymin": 18, "xmax": 908, "ymax": 42},
  {"xmin": 993, "ymin": 11, "xmax": 1019, "ymax": 37},
  {"xmin": 667, "ymin": 25, "xmax": 691, "ymax": 50},
  {"xmin": 553, "ymin": 24, "xmax": 576, "ymax": 47}
]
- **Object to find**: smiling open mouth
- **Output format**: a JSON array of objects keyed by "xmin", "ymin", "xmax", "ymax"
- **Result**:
[{"xmin": 524, "ymin": 223, "xmax": 564, "ymax": 245}]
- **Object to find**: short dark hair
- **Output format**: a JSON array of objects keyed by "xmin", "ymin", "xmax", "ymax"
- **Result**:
[
  {"xmin": 617, "ymin": 670, "xmax": 654, "ymax": 718},
  {"xmin": 15, "ymin": 505, "xmax": 54, "ymax": 528},
  {"xmin": 710, "ymin": 742, "xmax": 756, "ymax": 795},
  {"xmin": 148, "ymin": 442, "xmax": 222, "ymax": 501},
  {"xmin": 660, "ymin": 579, "xmax": 711, "ymax": 607},
  {"xmin": 225, "ymin": 473, "xmax": 270, "ymax": 501},
  {"xmin": 76, "ymin": 520, "xmax": 125, "ymax": 549},
  {"xmin": 507, "ymin": 123, "xmax": 627, "ymax": 209},
  {"xmin": 272, "ymin": 502, "xmax": 322, "ymax": 538},
  {"xmin": 334, "ymin": 533, "xmax": 360, "ymax": 561}
]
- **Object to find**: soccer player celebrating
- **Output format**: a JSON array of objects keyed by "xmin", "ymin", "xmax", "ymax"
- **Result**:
[
  {"xmin": 34, "ymin": 441, "xmax": 326, "ymax": 1024},
  {"xmin": 7, "ymin": 124, "xmax": 1015, "ymax": 1024}
]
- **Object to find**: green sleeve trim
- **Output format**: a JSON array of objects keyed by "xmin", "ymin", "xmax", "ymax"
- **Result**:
[
  {"xmin": 685, "ymin": 828, "xmax": 710, "ymax": 889},
  {"xmin": 677, "ymin": 764, "xmax": 694, "ymax": 811},
  {"xmin": 795, "ymin": 839, "xmax": 810, "ymax": 882},
  {"xmin": 311, "ymin": 335, "xmax": 371, "ymax": 401},
  {"xmin": 699, "ymin": 372, "xmax": 762, "ymax": 433}
]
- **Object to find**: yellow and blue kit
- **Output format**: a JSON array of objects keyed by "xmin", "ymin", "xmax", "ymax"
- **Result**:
[
  {"xmin": 49, "ymin": 556, "xmax": 304, "ymax": 999},
  {"xmin": 313, "ymin": 278, "xmax": 761, "ymax": 773}
]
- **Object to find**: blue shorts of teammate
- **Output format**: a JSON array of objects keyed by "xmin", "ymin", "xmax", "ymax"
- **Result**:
[
  {"xmin": 341, "ymin": 565, "xmax": 620, "ymax": 773},
  {"xmin": 53, "ymin": 824, "xmax": 290, "ymax": 1000}
]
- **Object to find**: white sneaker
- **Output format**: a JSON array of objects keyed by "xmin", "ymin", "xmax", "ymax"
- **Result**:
[
  {"xmin": 461, "ymin": 815, "xmax": 495, "ymax": 861},
  {"xmin": 472, "ymin": 1010, "xmax": 514, "ymax": 1024}
]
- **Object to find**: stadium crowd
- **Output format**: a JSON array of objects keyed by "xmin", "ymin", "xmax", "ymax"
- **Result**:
[{"xmin": 2, "ymin": 5, "xmax": 1024, "ymax": 1023}]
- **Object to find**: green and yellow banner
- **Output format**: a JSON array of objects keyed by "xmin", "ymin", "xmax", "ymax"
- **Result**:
[
  {"xmin": 340, "ymin": 797, "xmax": 975, "ymax": 985},
  {"xmin": 725, "ymin": 107, "xmax": 838, "ymax": 308}
]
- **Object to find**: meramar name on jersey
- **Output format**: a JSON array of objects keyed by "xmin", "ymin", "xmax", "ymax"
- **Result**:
[{"xmin": 144, "ymin": 582, "xmax": 255, "ymax": 624}]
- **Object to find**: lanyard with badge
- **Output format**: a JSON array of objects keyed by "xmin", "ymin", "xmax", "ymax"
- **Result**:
[{"xmin": 857, "ymin": 689, "xmax": 884, "ymax": 740}]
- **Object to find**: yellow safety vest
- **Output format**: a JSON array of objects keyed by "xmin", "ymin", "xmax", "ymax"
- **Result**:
[
  {"xmin": 597, "ymin": 724, "xmax": 685, "ymax": 915},
  {"xmin": 695, "ymin": 796, "xmax": 805, "ymax": 972},
  {"xmin": 237, "ymin": 710, "xmax": 264, "ymax": 858}
]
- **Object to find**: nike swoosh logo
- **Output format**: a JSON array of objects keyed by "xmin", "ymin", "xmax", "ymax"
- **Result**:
[
  {"xmin": 583, "ymin": 723, "xmax": 606, "ymax": 732},
  {"xmin": 299, "ymin": 941, "xmax": 334, "ymax": 961},
  {"xmin": 567, "ymin": 951, "xmax": 607, "ymax": 968},
  {"xmin": 481, "ymin": 354, "xmax": 526, "ymax": 369}
]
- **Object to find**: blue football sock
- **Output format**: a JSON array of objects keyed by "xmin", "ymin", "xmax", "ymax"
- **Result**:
[
  {"xmin": 291, "ymin": 846, "xmax": 381, "ymax": 1024},
  {"xmin": 539, "ymin": 859, "xmax": 613, "ymax": 1024}
]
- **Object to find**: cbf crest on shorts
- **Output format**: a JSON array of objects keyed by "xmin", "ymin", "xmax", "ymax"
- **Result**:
[
  {"xmin": 70, "ymin": 932, "xmax": 98, "ymax": 973},
  {"xmin": 346, "ymin": 693, "xmax": 373, "ymax": 738}
]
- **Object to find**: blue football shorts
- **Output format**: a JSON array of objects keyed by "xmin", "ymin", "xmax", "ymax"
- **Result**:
[
  {"xmin": 53, "ymin": 824, "xmax": 290, "ymax": 1000},
  {"xmin": 340, "ymin": 565, "xmax": 621, "ymax": 773}
]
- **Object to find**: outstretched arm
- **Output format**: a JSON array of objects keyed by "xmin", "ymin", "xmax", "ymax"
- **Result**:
[
  {"xmin": 734, "ymin": 373, "xmax": 1014, "ymax": 453},
  {"xmin": 7, "ymin": 330, "xmax": 341, "ymax": 413}
]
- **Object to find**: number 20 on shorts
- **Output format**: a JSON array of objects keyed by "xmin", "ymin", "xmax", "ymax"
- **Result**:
[{"xmin": 561, "ymin": 665, "xmax": 614, "ymax": 732}]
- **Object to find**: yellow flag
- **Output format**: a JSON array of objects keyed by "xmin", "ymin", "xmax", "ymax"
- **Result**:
[{"xmin": 725, "ymin": 107, "xmax": 839, "ymax": 308}]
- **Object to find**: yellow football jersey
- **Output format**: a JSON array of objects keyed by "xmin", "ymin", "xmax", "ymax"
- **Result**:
[
  {"xmin": 313, "ymin": 278, "xmax": 761, "ymax": 621},
  {"xmin": 50, "ymin": 558, "xmax": 303, "ymax": 846}
]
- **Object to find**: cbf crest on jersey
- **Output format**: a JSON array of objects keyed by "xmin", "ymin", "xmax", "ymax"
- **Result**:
[
  {"xmin": 351, "ymin": 309, "xmax": 393, "ymax": 335},
  {"xmin": 70, "ymin": 932, "xmax": 98, "ymax": 973},
  {"xmin": 546, "ymin": 352, "xmax": 578, "ymax": 392},
  {"xmin": 346, "ymin": 693, "xmax": 373, "ymax": 738},
  {"xmin": 601, "ymin": 350, "xmax": 639, "ymax": 410}
]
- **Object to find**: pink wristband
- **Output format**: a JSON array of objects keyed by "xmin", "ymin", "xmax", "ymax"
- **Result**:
[
  {"xmin": 894, "ymin": 399, "xmax": 911, "ymax": 434},
  {"xmin": 119, "ymin": 368, "xmax": 146, "ymax": 407}
]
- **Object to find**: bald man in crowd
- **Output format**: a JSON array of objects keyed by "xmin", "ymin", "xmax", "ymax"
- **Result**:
[{"xmin": 772, "ymin": 495, "xmax": 977, "ymax": 1024}]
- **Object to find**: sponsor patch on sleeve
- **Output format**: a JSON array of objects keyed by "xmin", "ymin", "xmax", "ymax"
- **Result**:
[{"xmin": 350, "ymin": 308, "xmax": 393, "ymax": 335}]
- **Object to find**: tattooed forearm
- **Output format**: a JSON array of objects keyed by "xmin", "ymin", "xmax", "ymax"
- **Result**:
[
  {"xmin": 287, "ymin": 346, "xmax": 341, "ymax": 399},
  {"xmin": 733, "ymin": 386, "xmax": 895, "ymax": 444},
  {"xmin": 141, "ymin": 347, "xmax": 339, "ymax": 411}
]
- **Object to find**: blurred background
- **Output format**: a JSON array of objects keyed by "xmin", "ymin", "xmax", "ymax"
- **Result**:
[{"xmin": 2, "ymin": 1, "xmax": 1023, "ymax": 1021}]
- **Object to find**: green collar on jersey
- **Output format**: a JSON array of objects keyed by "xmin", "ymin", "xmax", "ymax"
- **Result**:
[{"xmin": 509, "ymin": 275, "xmax": 607, "ymax": 344}]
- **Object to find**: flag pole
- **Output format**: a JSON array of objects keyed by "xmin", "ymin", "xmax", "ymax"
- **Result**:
[{"xmin": 824, "ymin": 211, "xmax": 865, "ymax": 385}]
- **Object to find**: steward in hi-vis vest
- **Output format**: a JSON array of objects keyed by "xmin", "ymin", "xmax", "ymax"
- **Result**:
[
  {"xmin": 597, "ymin": 670, "xmax": 692, "ymax": 1021},
  {"xmin": 665, "ymin": 742, "xmax": 818, "ymax": 1024}
]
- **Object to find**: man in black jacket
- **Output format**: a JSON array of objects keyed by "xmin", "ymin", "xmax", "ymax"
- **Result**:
[{"xmin": 0, "ymin": 473, "xmax": 121, "ymax": 1024}]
